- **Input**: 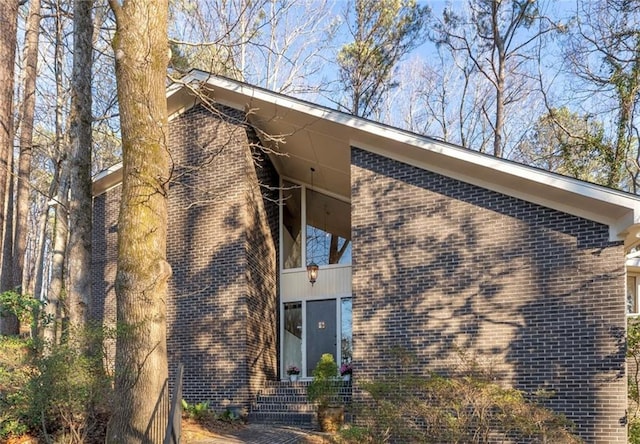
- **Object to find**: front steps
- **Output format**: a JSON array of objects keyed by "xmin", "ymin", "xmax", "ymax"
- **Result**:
[{"xmin": 248, "ymin": 380, "xmax": 352, "ymax": 429}]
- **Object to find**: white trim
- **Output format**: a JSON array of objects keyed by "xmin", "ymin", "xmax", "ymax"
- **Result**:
[
  {"xmin": 96, "ymin": 71, "xmax": 640, "ymax": 246},
  {"xmin": 179, "ymin": 72, "xmax": 640, "ymax": 243},
  {"xmin": 281, "ymin": 175, "xmax": 351, "ymax": 204},
  {"xmin": 357, "ymin": 142, "xmax": 638, "ymax": 241},
  {"xmin": 92, "ymin": 163, "xmax": 123, "ymax": 196}
]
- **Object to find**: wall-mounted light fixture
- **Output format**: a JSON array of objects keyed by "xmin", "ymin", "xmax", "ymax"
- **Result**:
[{"xmin": 307, "ymin": 262, "xmax": 319, "ymax": 286}]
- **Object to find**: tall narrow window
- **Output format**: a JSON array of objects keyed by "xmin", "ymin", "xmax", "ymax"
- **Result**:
[
  {"xmin": 629, "ymin": 275, "xmax": 638, "ymax": 315},
  {"xmin": 306, "ymin": 189, "xmax": 351, "ymax": 266},
  {"xmin": 283, "ymin": 302, "xmax": 302, "ymax": 373},
  {"xmin": 282, "ymin": 181, "xmax": 302, "ymax": 269},
  {"xmin": 341, "ymin": 298, "xmax": 353, "ymax": 364}
]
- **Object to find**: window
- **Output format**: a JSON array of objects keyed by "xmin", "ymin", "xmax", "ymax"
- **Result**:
[
  {"xmin": 341, "ymin": 298, "xmax": 352, "ymax": 364},
  {"xmin": 629, "ymin": 275, "xmax": 639, "ymax": 315},
  {"xmin": 282, "ymin": 180, "xmax": 351, "ymax": 270},
  {"xmin": 305, "ymin": 188, "xmax": 351, "ymax": 266},
  {"xmin": 282, "ymin": 181, "xmax": 302, "ymax": 269},
  {"xmin": 283, "ymin": 302, "xmax": 302, "ymax": 372}
]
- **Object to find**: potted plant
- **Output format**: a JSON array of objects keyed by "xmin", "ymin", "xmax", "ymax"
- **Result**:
[
  {"xmin": 340, "ymin": 362, "xmax": 353, "ymax": 381},
  {"xmin": 307, "ymin": 353, "xmax": 343, "ymax": 432},
  {"xmin": 286, "ymin": 364, "xmax": 301, "ymax": 382}
]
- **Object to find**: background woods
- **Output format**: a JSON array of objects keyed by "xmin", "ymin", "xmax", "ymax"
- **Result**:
[{"xmin": 1, "ymin": 0, "xmax": 640, "ymax": 441}]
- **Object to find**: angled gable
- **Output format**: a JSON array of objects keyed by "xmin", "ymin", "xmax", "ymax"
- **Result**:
[{"xmin": 164, "ymin": 71, "xmax": 640, "ymax": 248}]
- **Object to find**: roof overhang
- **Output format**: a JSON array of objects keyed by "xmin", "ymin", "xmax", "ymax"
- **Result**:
[{"xmin": 95, "ymin": 70, "xmax": 640, "ymax": 249}]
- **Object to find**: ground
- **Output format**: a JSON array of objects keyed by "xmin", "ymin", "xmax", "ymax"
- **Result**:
[{"xmin": 182, "ymin": 418, "xmax": 330, "ymax": 443}]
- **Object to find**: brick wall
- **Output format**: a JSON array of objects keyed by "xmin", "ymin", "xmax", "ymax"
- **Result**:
[
  {"xmin": 245, "ymin": 135, "xmax": 279, "ymax": 401},
  {"xmin": 91, "ymin": 183, "xmax": 120, "ymax": 373},
  {"xmin": 92, "ymin": 103, "xmax": 279, "ymax": 411},
  {"xmin": 166, "ymin": 103, "xmax": 278, "ymax": 409},
  {"xmin": 350, "ymin": 147, "xmax": 627, "ymax": 443}
]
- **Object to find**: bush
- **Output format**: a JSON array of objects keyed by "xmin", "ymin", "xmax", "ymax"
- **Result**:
[
  {"xmin": 182, "ymin": 400, "xmax": 213, "ymax": 421},
  {"xmin": 307, "ymin": 353, "xmax": 340, "ymax": 408},
  {"xmin": 0, "ymin": 328, "xmax": 113, "ymax": 443},
  {"xmin": 341, "ymin": 355, "xmax": 582, "ymax": 444},
  {"xmin": 628, "ymin": 317, "xmax": 640, "ymax": 443},
  {"xmin": 0, "ymin": 290, "xmax": 45, "ymax": 333},
  {"xmin": 0, "ymin": 336, "xmax": 32, "ymax": 440}
]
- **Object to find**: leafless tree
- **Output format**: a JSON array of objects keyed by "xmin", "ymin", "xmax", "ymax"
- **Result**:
[
  {"xmin": 0, "ymin": 0, "xmax": 20, "ymax": 334},
  {"xmin": 431, "ymin": 0, "xmax": 559, "ymax": 158}
]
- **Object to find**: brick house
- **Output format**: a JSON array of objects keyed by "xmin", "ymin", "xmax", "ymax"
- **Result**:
[{"xmin": 92, "ymin": 71, "xmax": 640, "ymax": 442}]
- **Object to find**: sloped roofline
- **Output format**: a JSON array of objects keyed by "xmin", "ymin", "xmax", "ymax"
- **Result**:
[{"xmin": 96, "ymin": 70, "xmax": 640, "ymax": 248}]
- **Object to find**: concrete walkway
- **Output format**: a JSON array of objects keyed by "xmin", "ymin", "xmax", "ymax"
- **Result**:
[{"xmin": 185, "ymin": 424, "xmax": 327, "ymax": 444}]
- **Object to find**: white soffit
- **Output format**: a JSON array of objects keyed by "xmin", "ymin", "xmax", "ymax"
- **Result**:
[
  {"xmin": 92, "ymin": 162, "xmax": 122, "ymax": 195},
  {"xmin": 154, "ymin": 71, "xmax": 640, "ymax": 244}
]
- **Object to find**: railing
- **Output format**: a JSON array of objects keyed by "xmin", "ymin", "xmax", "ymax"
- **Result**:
[
  {"xmin": 163, "ymin": 363, "xmax": 184, "ymax": 444},
  {"xmin": 145, "ymin": 377, "xmax": 169, "ymax": 442}
]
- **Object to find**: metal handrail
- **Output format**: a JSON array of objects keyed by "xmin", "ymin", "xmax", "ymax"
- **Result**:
[{"xmin": 163, "ymin": 363, "xmax": 184, "ymax": 444}]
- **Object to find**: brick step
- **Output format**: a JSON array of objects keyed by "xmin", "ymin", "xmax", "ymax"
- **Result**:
[
  {"xmin": 247, "ymin": 411, "xmax": 316, "ymax": 428},
  {"xmin": 259, "ymin": 381, "xmax": 352, "ymax": 396},
  {"xmin": 248, "ymin": 380, "xmax": 353, "ymax": 428},
  {"xmin": 256, "ymin": 394, "xmax": 312, "ymax": 404},
  {"xmin": 258, "ymin": 387, "xmax": 310, "ymax": 397},
  {"xmin": 250, "ymin": 402, "xmax": 316, "ymax": 413}
]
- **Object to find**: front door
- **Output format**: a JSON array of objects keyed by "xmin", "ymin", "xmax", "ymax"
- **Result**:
[{"xmin": 306, "ymin": 299, "xmax": 337, "ymax": 373}]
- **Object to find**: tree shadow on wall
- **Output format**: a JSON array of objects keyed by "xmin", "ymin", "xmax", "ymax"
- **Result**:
[{"xmin": 350, "ymin": 149, "xmax": 627, "ymax": 441}]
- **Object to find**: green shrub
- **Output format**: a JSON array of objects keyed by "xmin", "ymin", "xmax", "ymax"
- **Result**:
[
  {"xmin": 0, "ymin": 290, "xmax": 46, "ymax": 332},
  {"xmin": 346, "ymin": 354, "xmax": 581, "ymax": 444},
  {"xmin": 628, "ymin": 318, "xmax": 640, "ymax": 443},
  {"xmin": 307, "ymin": 353, "xmax": 340, "ymax": 408},
  {"xmin": 182, "ymin": 399, "xmax": 213, "ymax": 421},
  {"xmin": 0, "ymin": 327, "xmax": 113, "ymax": 443},
  {"xmin": 334, "ymin": 424, "xmax": 384, "ymax": 443},
  {"xmin": 0, "ymin": 336, "xmax": 32, "ymax": 440}
]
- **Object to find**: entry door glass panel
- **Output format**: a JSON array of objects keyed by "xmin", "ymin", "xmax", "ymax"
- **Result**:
[
  {"xmin": 341, "ymin": 298, "xmax": 353, "ymax": 365},
  {"xmin": 283, "ymin": 302, "xmax": 302, "ymax": 373},
  {"xmin": 306, "ymin": 299, "xmax": 337, "ymax": 374}
]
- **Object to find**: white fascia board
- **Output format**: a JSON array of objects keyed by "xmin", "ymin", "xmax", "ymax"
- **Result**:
[
  {"xmin": 171, "ymin": 73, "xmax": 640, "ymax": 243},
  {"xmin": 92, "ymin": 162, "xmax": 123, "ymax": 196},
  {"xmin": 356, "ymin": 137, "xmax": 640, "ymax": 243}
]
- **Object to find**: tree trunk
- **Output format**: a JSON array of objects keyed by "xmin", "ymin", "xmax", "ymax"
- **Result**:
[
  {"xmin": 67, "ymin": 0, "xmax": 94, "ymax": 330},
  {"xmin": 14, "ymin": 0, "xmax": 43, "ymax": 295},
  {"xmin": 43, "ymin": 0, "xmax": 69, "ymax": 346},
  {"xmin": 0, "ymin": 0, "xmax": 19, "ymax": 335},
  {"xmin": 0, "ymin": 150, "xmax": 17, "ymax": 335},
  {"xmin": 45, "ymin": 164, "xmax": 69, "ymax": 347},
  {"xmin": 492, "ymin": 0, "xmax": 504, "ymax": 159},
  {"xmin": 106, "ymin": 0, "xmax": 171, "ymax": 441}
]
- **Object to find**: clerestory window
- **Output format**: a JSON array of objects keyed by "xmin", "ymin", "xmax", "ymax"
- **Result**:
[{"xmin": 282, "ymin": 180, "xmax": 351, "ymax": 270}]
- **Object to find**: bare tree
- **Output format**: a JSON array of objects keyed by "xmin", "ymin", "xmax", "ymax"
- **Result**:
[
  {"xmin": 432, "ymin": 0, "xmax": 558, "ymax": 158},
  {"xmin": 14, "ymin": 0, "xmax": 43, "ymax": 296},
  {"xmin": 169, "ymin": 0, "xmax": 336, "ymax": 96},
  {"xmin": 388, "ymin": 50, "xmax": 493, "ymax": 152},
  {"xmin": 67, "ymin": 0, "xmax": 94, "ymax": 329},
  {"xmin": 106, "ymin": 0, "xmax": 171, "ymax": 440},
  {"xmin": 562, "ymin": 0, "xmax": 640, "ymax": 190},
  {"xmin": 0, "ymin": 0, "xmax": 20, "ymax": 334},
  {"xmin": 336, "ymin": 0, "xmax": 430, "ymax": 118},
  {"xmin": 45, "ymin": 161, "xmax": 68, "ymax": 346}
]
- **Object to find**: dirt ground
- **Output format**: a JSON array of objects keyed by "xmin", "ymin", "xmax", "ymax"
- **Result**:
[{"xmin": 181, "ymin": 418, "xmax": 330, "ymax": 443}]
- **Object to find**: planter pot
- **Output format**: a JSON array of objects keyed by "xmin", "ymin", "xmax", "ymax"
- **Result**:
[
  {"xmin": 317, "ymin": 405, "xmax": 344, "ymax": 433},
  {"xmin": 289, "ymin": 374, "xmax": 299, "ymax": 382},
  {"xmin": 342, "ymin": 374, "xmax": 351, "ymax": 382}
]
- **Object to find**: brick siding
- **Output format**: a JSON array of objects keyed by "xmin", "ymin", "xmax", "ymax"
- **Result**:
[
  {"xmin": 350, "ymin": 147, "xmax": 627, "ymax": 443},
  {"xmin": 90, "ymin": 182, "xmax": 120, "ymax": 372},
  {"xmin": 92, "ymin": 103, "xmax": 279, "ymax": 411}
]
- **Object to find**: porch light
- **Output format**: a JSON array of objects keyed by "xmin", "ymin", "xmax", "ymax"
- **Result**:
[{"xmin": 307, "ymin": 262, "xmax": 319, "ymax": 286}]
